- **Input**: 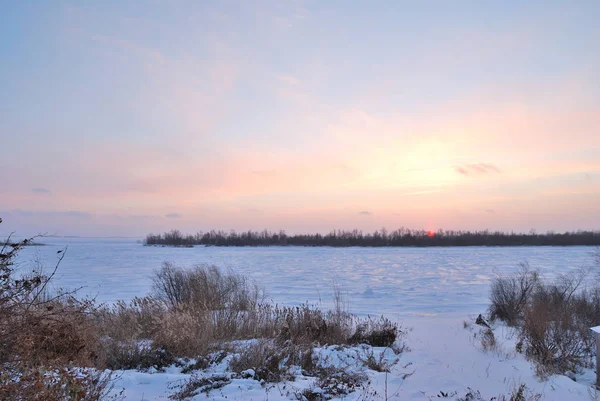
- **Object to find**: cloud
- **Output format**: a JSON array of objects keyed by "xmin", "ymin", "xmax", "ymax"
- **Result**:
[
  {"xmin": 165, "ymin": 213, "xmax": 182, "ymax": 219},
  {"xmin": 32, "ymin": 187, "xmax": 51, "ymax": 194},
  {"xmin": 455, "ymin": 163, "xmax": 501, "ymax": 176},
  {"xmin": 358, "ymin": 211, "xmax": 372, "ymax": 216},
  {"xmin": 485, "ymin": 209, "xmax": 496, "ymax": 214}
]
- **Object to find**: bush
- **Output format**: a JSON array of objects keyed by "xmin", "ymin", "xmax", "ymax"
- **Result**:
[
  {"xmin": 521, "ymin": 281, "xmax": 597, "ymax": 374},
  {"xmin": 489, "ymin": 260, "xmax": 599, "ymax": 376},
  {"xmin": 489, "ymin": 263, "xmax": 539, "ymax": 325},
  {"xmin": 151, "ymin": 263, "xmax": 263, "ymax": 311}
]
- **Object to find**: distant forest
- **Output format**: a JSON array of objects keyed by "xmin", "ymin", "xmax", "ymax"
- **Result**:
[{"xmin": 144, "ymin": 228, "xmax": 600, "ymax": 247}]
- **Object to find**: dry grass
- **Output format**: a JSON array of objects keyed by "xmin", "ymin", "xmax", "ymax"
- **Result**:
[
  {"xmin": 0, "ymin": 366, "xmax": 120, "ymax": 401},
  {"xmin": 94, "ymin": 264, "xmax": 401, "ymax": 373}
]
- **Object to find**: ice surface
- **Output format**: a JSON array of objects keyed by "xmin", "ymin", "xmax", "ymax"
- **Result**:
[{"xmin": 15, "ymin": 238, "xmax": 596, "ymax": 319}]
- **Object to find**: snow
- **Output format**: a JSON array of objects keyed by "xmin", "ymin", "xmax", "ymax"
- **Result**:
[{"xmin": 13, "ymin": 238, "xmax": 600, "ymax": 400}]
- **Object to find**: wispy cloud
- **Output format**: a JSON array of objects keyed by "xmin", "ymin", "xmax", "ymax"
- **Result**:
[
  {"xmin": 358, "ymin": 211, "xmax": 372, "ymax": 216},
  {"xmin": 165, "ymin": 213, "xmax": 181, "ymax": 219},
  {"xmin": 9, "ymin": 209, "xmax": 91, "ymax": 219},
  {"xmin": 32, "ymin": 187, "xmax": 51, "ymax": 194},
  {"xmin": 455, "ymin": 163, "xmax": 501, "ymax": 176}
]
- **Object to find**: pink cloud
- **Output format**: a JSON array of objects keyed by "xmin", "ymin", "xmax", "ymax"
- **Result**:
[{"xmin": 455, "ymin": 163, "xmax": 501, "ymax": 176}]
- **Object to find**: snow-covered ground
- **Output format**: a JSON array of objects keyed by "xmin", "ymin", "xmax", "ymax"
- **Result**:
[
  {"xmin": 112, "ymin": 313, "xmax": 596, "ymax": 401},
  {"xmin": 14, "ymin": 238, "xmax": 600, "ymax": 400}
]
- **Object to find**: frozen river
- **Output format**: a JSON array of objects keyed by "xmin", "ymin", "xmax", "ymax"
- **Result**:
[{"xmin": 15, "ymin": 237, "xmax": 597, "ymax": 318}]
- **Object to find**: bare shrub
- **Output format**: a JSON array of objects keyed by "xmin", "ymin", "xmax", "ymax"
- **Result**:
[
  {"xmin": 0, "ymin": 218, "xmax": 118, "ymax": 400},
  {"xmin": 489, "ymin": 263, "xmax": 539, "ymax": 325},
  {"xmin": 152, "ymin": 263, "xmax": 263, "ymax": 311},
  {"xmin": 488, "ymin": 261, "xmax": 600, "ymax": 377},
  {"xmin": 521, "ymin": 282, "xmax": 596, "ymax": 374},
  {"xmin": 0, "ymin": 236, "xmax": 99, "ymax": 368}
]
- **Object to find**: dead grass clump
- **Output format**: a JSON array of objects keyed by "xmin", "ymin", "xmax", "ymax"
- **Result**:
[
  {"xmin": 314, "ymin": 369, "xmax": 367, "ymax": 399},
  {"xmin": 97, "ymin": 297, "xmax": 165, "ymax": 342},
  {"xmin": 229, "ymin": 340, "xmax": 289, "ymax": 382},
  {"xmin": 480, "ymin": 328, "xmax": 497, "ymax": 353},
  {"xmin": 358, "ymin": 348, "xmax": 395, "ymax": 372},
  {"xmin": 489, "ymin": 263, "xmax": 539, "ymax": 325},
  {"xmin": 275, "ymin": 304, "xmax": 352, "ymax": 345},
  {"xmin": 168, "ymin": 374, "xmax": 231, "ymax": 401},
  {"xmin": 349, "ymin": 316, "xmax": 399, "ymax": 347},
  {"xmin": 0, "ymin": 365, "xmax": 120, "ymax": 401},
  {"xmin": 500, "ymin": 383, "xmax": 542, "ymax": 401},
  {"xmin": 152, "ymin": 310, "xmax": 212, "ymax": 359},
  {"xmin": 456, "ymin": 384, "xmax": 542, "ymax": 401}
]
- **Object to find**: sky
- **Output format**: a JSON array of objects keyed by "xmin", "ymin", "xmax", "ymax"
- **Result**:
[{"xmin": 1, "ymin": 1, "xmax": 599, "ymax": 237}]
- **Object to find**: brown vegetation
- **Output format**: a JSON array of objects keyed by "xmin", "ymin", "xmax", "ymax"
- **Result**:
[
  {"xmin": 0, "ymin": 218, "xmax": 117, "ymax": 400},
  {"xmin": 489, "ymin": 261, "xmax": 600, "ymax": 376}
]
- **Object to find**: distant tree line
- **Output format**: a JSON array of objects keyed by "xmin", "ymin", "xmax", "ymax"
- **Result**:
[{"xmin": 144, "ymin": 228, "xmax": 600, "ymax": 247}]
